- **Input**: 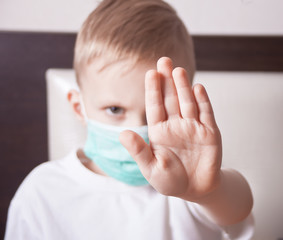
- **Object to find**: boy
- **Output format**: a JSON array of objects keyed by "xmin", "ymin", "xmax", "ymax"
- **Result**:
[{"xmin": 5, "ymin": 0, "xmax": 254, "ymax": 239}]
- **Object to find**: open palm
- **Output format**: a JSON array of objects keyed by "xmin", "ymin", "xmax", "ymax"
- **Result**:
[{"xmin": 120, "ymin": 57, "xmax": 222, "ymax": 201}]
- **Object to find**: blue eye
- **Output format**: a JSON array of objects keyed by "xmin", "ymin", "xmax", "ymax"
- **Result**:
[{"xmin": 106, "ymin": 106, "xmax": 124, "ymax": 115}]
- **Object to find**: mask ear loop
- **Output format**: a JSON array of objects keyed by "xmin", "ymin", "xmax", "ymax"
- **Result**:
[{"xmin": 79, "ymin": 94, "xmax": 89, "ymax": 123}]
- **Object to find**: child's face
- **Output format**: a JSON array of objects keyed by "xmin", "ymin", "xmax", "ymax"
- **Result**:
[{"xmin": 80, "ymin": 59, "xmax": 155, "ymax": 127}]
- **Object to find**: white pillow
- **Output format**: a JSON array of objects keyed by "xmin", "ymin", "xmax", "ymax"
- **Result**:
[
  {"xmin": 194, "ymin": 71, "xmax": 283, "ymax": 240},
  {"xmin": 45, "ymin": 69, "xmax": 86, "ymax": 161}
]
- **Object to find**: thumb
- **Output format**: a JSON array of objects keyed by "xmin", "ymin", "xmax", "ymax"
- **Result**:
[{"xmin": 119, "ymin": 130, "xmax": 154, "ymax": 175}]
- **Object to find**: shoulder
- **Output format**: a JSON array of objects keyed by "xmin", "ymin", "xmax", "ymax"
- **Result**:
[
  {"xmin": 5, "ymin": 151, "xmax": 79, "ymax": 240},
  {"xmin": 12, "ymin": 150, "xmax": 79, "ymax": 203},
  {"xmin": 6, "ymin": 151, "xmax": 79, "ymax": 229}
]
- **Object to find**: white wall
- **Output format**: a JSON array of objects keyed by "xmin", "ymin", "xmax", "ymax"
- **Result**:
[{"xmin": 0, "ymin": 0, "xmax": 283, "ymax": 35}]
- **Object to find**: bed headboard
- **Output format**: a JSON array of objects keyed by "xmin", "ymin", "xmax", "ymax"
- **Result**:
[{"xmin": 0, "ymin": 31, "xmax": 282, "ymax": 239}]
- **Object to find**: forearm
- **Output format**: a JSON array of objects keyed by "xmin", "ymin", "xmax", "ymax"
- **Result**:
[{"xmin": 189, "ymin": 168, "xmax": 253, "ymax": 226}]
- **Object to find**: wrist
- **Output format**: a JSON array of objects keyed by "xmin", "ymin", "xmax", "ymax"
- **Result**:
[
  {"xmin": 179, "ymin": 169, "xmax": 223, "ymax": 204},
  {"xmin": 187, "ymin": 168, "xmax": 253, "ymax": 226},
  {"xmin": 190, "ymin": 170, "xmax": 224, "ymax": 205}
]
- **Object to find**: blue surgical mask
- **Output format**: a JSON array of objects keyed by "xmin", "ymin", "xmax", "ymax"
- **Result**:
[{"xmin": 81, "ymin": 98, "xmax": 149, "ymax": 186}]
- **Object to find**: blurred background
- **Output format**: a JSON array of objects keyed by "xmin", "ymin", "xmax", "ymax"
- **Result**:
[
  {"xmin": 0, "ymin": 0, "xmax": 283, "ymax": 34},
  {"xmin": 0, "ymin": 0, "xmax": 282, "ymax": 239}
]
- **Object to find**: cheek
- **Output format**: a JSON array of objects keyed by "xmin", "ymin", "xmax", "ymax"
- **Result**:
[
  {"xmin": 124, "ymin": 110, "xmax": 147, "ymax": 127},
  {"xmin": 86, "ymin": 107, "xmax": 106, "ymax": 122}
]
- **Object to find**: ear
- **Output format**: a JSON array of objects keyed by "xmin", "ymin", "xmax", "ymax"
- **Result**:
[{"xmin": 67, "ymin": 89, "xmax": 86, "ymax": 125}]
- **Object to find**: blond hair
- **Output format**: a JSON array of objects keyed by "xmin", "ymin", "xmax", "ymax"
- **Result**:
[{"xmin": 74, "ymin": 0, "xmax": 195, "ymax": 84}]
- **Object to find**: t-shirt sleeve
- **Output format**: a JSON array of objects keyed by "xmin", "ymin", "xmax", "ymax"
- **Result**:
[
  {"xmin": 4, "ymin": 164, "xmax": 49, "ymax": 240},
  {"xmin": 5, "ymin": 196, "xmax": 40, "ymax": 240},
  {"xmin": 187, "ymin": 202, "xmax": 255, "ymax": 240}
]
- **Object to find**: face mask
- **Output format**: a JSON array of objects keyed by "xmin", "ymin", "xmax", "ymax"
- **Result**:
[{"xmin": 80, "ymin": 98, "xmax": 149, "ymax": 186}]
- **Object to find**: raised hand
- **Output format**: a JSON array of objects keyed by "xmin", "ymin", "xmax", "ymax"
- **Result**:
[{"xmin": 120, "ymin": 57, "xmax": 222, "ymax": 201}]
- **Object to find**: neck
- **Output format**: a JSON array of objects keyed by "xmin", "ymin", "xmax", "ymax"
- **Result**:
[{"xmin": 77, "ymin": 149, "xmax": 107, "ymax": 176}]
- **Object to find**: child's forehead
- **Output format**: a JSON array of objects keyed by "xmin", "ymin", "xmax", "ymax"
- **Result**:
[
  {"xmin": 81, "ymin": 58, "xmax": 153, "ymax": 89},
  {"xmin": 86, "ymin": 58, "xmax": 154, "ymax": 77},
  {"xmin": 86, "ymin": 57, "xmax": 135, "ymax": 74}
]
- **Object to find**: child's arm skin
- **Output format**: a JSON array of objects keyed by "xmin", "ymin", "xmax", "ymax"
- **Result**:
[{"xmin": 120, "ymin": 57, "xmax": 253, "ymax": 226}]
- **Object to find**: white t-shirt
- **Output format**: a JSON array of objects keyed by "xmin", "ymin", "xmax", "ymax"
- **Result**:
[{"xmin": 5, "ymin": 150, "xmax": 254, "ymax": 240}]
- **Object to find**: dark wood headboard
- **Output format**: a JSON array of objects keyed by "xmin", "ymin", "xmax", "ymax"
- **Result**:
[{"xmin": 0, "ymin": 31, "xmax": 282, "ymax": 238}]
